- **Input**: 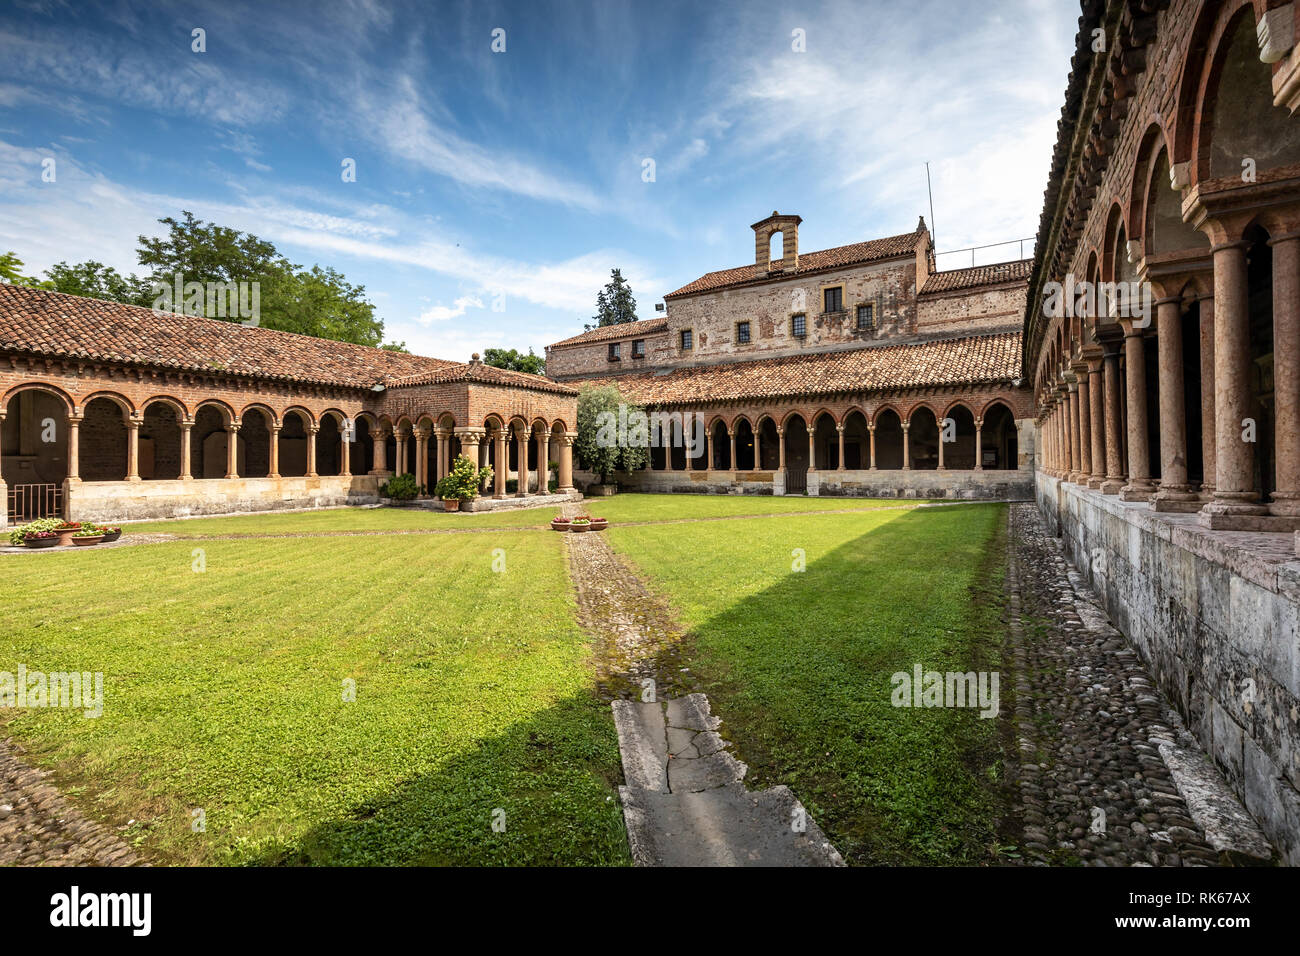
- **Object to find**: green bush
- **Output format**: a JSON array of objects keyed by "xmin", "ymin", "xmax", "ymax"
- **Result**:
[
  {"xmin": 380, "ymin": 473, "xmax": 421, "ymax": 501},
  {"xmin": 548, "ymin": 478, "xmax": 558, "ymax": 493},
  {"xmin": 435, "ymin": 455, "xmax": 493, "ymax": 501},
  {"xmin": 8, "ymin": 517, "xmax": 62, "ymax": 546},
  {"xmin": 506, "ymin": 478, "xmax": 518, "ymax": 493}
]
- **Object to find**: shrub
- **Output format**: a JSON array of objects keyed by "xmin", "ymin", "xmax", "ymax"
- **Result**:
[
  {"xmin": 381, "ymin": 473, "xmax": 421, "ymax": 501},
  {"xmin": 435, "ymin": 455, "xmax": 493, "ymax": 501},
  {"xmin": 8, "ymin": 517, "xmax": 61, "ymax": 546},
  {"xmin": 506, "ymin": 478, "xmax": 518, "ymax": 493},
  {"xmin": 548, "ymin": 478, "xmax": 558, "ymax": 493}
]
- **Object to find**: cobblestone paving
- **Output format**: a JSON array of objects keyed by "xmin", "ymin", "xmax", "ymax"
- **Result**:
[
  {"xmin": 1006, "ymin": 502, "xmax": 1224, "ymax": 866},
  {"xmin": 0, "ymin": 737, "xmax": 141, "ymax": 866}
]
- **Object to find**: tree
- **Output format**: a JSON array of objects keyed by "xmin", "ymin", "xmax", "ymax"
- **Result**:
[
  {"xmin": 574, "ymin": 384, "xmax": 649, "ymax": 484},
  {"xmin": 587, "ymin": 268, "xmax": 637, "ymax": 330},
  {"xmin": 136, "ymin": 211, "xmax": 284, "ymax": 289},
  {"xmin": 44, "ymin": 260, "xmax": 149, "ymax": 303},
  {"xmin": 0, "ymin": 251, "xmax": 49, "ymax": 288},
  {"xmin": 482, "ymin": 347, "xmax": 545, "ymax": 375}
]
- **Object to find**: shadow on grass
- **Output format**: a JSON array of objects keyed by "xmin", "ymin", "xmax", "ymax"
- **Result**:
[
  {"xmin": 630, "ymin": 503, "xmax": 1011, "ymax": 866},
  {"xmin": 254, "ymin": 689, "xmax": 630, "ymax": 867}
]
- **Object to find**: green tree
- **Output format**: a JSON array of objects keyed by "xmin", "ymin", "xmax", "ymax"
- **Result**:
[
  {"xmin": 44, "ymin": 260, "xmax": 148, "ymax": 303},
  {"xmin": 587, "ymin": 267, "xmax": 637, "ymax": 330},
  {"xmin": 0, "ymin": 251, "xmax": 49, "ymax": 288},
  {"xmin": 574, "ymin": 384, "xmax": 648, "ymax": 483},
  {"xmin": 482, "ymin": 347, "xmax": 545, "ymax": 375},
  {"xmin": 136, "ymin": 211, "xmax": 285, "ymax": 289}
]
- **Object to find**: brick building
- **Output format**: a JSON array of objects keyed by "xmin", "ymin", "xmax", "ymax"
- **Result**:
[
  {"xmin": 546, "ymin": 213, "xmax": 1036, "ymax": 497},
  {"xmin": 1026, "ymin": 0, "xmax": 1300, "ymax": 862},
  {"xmin": 0, "ymin": 283, "xmax": 579, "ymax": 524}
]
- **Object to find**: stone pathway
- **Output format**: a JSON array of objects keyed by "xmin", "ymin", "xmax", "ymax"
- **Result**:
[
  {"xmin": 0, "ymin": 737, "xmax": 142, "ymax": 866},
  {"xmin": 1006, "ymin": 502, "xmax": 1272, "ymax": 866}
]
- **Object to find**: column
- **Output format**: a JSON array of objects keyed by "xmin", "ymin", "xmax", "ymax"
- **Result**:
[
  {"xmin": 901, "ymin": 421, "xmax": 911, "ymax": 470},
  {"xmin": 180, "ymin": 420, "xmax": 193, "ymax": 479},
  {"xmin": 1198, "ymin": 296, "xmax": 1216, "ymax": 498},
  {"xmin": 66, "ymin": 413, "xmax": 81, "ymax": 481},
  {"xmin": 494, "ymin": 429, "xmax": 507, "ymax": 498},
  {"xmin": 433, "ymin": 428, "xmax": 446, "ymax": 487},
  {"xmin": 974, "ymin": 418, "xmax": 984, "ymax": 471},
  {"xmin": 1088, "ymin": 361, "xmax": 1104, "ymax": 487},
  {"xmin": 729, "ymin": 430, "xmax": 737, "ymax": 472},
  {"xmin": 806, "ymin": 427, "xmax": 816, "ymax": 472},
  {"xmin": 269, "ymin": 424, "xmax": 281, "ymax": 478},
  {"xmin": 937, "ymin": 418, "xmax": 946, "ymax": 470},
  {"xmin": 461, "ymin": 429, "xmax": 483, "ymax": 493},
  {"xmin": 1075, "ymin": 369, "xmax": 1091, "ymax": 480},
  {"xmin": 126, "ymin": 416, "xmax": 141, "ymax": 481},
  {"xmin": 1120, "ymin": 323, "xmax": 1156, "ymax": 500},
  {"xmin": 1068, "ymin": 385, "xmax": 1081, "ymax": 481},
  {"xmin": 534, "ymin": 429, "xmax": 546, "ymax": 492},
  {"xmin": 559, "ymin": 434, "xmax": 576, "ymax": 492},
  {"xmin": 777, "ymin": 427, "xmax": 786, "ymax": 471},
  {"xmin": 340, "ymin": 428, "xmax": 351, "ymax": 477},
  {"xmin": 1269, "ymin": 230, "xmax": 1300, "ymax": 516},
  {"xmin": 753, "ymin": 430, "xmax": 762, "ymax": 472},
  {"xmin": 371, "ymin": 426, "xmax": 388, "ymax": 476},
  {"xmin": 515, "ymin": 426, "xmax": 530, "ymax": 496},
  {"xmin": 1152, "ymin": 296, "xmax": 1198, "ymax": 510},
  {"xmin": 225, "ymin": 422, "xmax": 240, "ymax": 479},
  {"xmin": 415, "ymin": 427, "xmax": 429, "ymax": 494},
  {"xmin": 1205, "ymin": 240, "xmax": 1266, "ymax": 516},
  {"xmin": 868, "ymin": 424, "xmax": 877, "ymax": 469},
  {"xmin": 1102, "ymin": 348, "xmax": 1125, "ymax": 494},
  {"xmin": 306, "ymin": 425, "xmax": 319, "ymax": 478},
  {"xmin": 836, "ymin": 424, "xmax": 846, "ymax": 471},
  {"xmin": 0, "ymin": 410, "xmax": 5, "ymax": 527},
  {"xmin": 395, "ymin": 426, "xmax": 408, "ymax": 476}
]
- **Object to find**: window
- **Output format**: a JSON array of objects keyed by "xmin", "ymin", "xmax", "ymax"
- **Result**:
[
  {"xmin": 632, "ymin": 338, "xmax": 646, "ymax": 358},
  {"xmin": 823, "ymin": 286, "xmax": 843, "ymax": 313},
  {"xmin": 608, "ymin": 342, "xmax": 621, "ymax": 361},
  {"xmin": 736, "ymin": 321, "xmax": 751, "ymax": 344},
  {"xmin": 856, "ymin": 303, "xmax": 874, "ymax": 331},
  {"xmin": 680, "ymin": 329, "xmax": 693, "ymax": 350},
  {"xmin": 791, "ymin": 313, "xmax": 806, "ymax": 338}
]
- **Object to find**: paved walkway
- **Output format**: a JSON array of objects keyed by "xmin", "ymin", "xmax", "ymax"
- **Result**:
[{"xmin": 0, "ymin": 737, "xmax": 141, "ymax": 866}]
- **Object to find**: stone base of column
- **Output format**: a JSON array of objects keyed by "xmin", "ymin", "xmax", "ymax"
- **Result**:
[
  {"xmin": 1087, "ymin": 477, "xmax": 1104, "ymax": 490},
  {"xmin": 1067, "ymin": 471, "xmax": 1084, "ymax": 483},
  {"xmin": 1198, "ymin": 484, "xmax": 1215, "ymax": 501},
  {"xmin": 1268, "ymin": 494, "xmax": 1300, "ymax": 518},
  {"xmin": 1119, "ymin": 480, "xmax": 1156, "ymax": 502},
  {"xmin": 1152, "ymin": 485, "xmax": 1203, "ymax": 513},
  {"xmin": 1100, "ymin": 478, "xmax": 1125, "ymax": 495},
  {"xmin": 1199, "ymin": 508, "xmax": 1300, "ymax": 532}
]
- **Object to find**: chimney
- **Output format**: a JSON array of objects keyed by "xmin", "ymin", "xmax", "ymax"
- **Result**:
[
  {"xmin": 914, "ymin": 215, "xmax": 933, "ymax": 292},
  {"xmin": 752, "ymin": 211, "xmax": 802, "ymax": 273}
]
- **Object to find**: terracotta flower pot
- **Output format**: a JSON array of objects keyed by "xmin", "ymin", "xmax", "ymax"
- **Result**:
[
  {"xmin": 55, "ymin": 527, "xmax": 80, "ymax": 546},
  {"xmin": 443, "ymin": 499, "xmax": 461, "ymax": 512},
  {"xmin": 590, "ymin": 519, "xmax": 608, "ymax": 531},
  {"xmin": 570, "ymin": 523, "xmax": 590, "ymax": 533},
  {"xmin": 72, "ymin": 534, "xmax": 105, "ymax": 547},
  {"xmin": 551, "ymin": 519, "xmax": 571, "ymax": 532}
]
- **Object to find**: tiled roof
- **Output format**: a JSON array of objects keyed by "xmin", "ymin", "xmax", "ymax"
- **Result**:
[
  {"xmin": 388, "ymin": 362, "xmax": 577, "ymax": 394},
  {"xmin": 920, "ymin": 259, "xmax": 1033, "ymax": 295},
  {"xmin": 0, "ymin": 282, "xmax": 573, "ymax": 394},
  {"xmin": 664, "ymin": 229, "xmax": 921, "ymax": 299},
  {"xmin": 575, "ymin": 331, "xmax": 1022, "ymax": 406},
  {"xmin": 547, "ymin": 318, "xmax": 668, "ymax": 350}
]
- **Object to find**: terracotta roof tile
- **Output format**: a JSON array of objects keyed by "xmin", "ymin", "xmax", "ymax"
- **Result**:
[
  {"xmin": 0, "ymin": 282, "xmax": 574, "ymax": 394},
  {"xmin": 547, "ymin": 318, "xmax": 668, "ymax": 350},
  {"xmin": 576, "ymin": 331, "xmax": 1022, "ymax": 406},
  {"xmin": 920, "ymin": 259, "xmax": 1033, "ymax": 295},
  {"xmin": 664, "ymin": 230, "xmax": 921, "ymax": 299}
]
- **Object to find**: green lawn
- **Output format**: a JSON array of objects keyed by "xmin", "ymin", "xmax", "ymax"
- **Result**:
[
  {"xmin": 604, "ymin": 502, "xmax": 1009, "ymax": 865},
  {"xmin": 2, "ymin": 530, "xmax": 628, "ymax": 865},
  {"xmin": 123, "ymin": 493, "xmax": 927, "ymax": 537}
]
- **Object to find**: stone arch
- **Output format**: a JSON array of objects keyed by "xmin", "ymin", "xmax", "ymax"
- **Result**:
[
  {"xmin": 842, "ymin": 408, "xmax": 869, "ymax": 469},
  {"xmin": 192, "ymin": 402, "xmax": 233, "ymax": 478},
  {"xmin": 140, "ymin": 399, "xmax": 184, "ymax": 480},
  {"xmin": 980, "ymin": 401, "xmax": 1019, "ymax": 471},
  {"xmin": 782, "ymin": 413, "xmax": 809, "ymax": 490},
  {"xmin": 874, "ymin": 407, "xmax": 904, "ymax": 470},
  {"xmin": 908, "ymin": 405, "xmax": 940, "ymax": 471},
  {"xmin": 2, "ymin": 385, "xmax": 70, "ymax": 502},
  {"xmin": 1101, "ymin": 203, "xmax": 1127, "ymax": 283},
  {"xmin": 278, "ymin": 408, "xmax": 311, "ymax": 478},
  {"xmin": 239, "ymin": 406, "xmax": 273, "ymax": 478},
  {"xmin": 755, "ymin": 415, "xmax": 780, "ymax": 470},
  {"xmin": 315, "ymin": 411, "xmax": 343, "ymax": 477},
  {"xmin": 1144, "ymin": 148, "xmax": 1208, "ymax": 255},
  {"xmin": 79, "ymin": 395, "xmax": 129, "ymax": 481},
  {"xmin": 733, "ymin": 416, "xmax": 756, "ymax": 470},
  {"xmin": 941, "ymin": 402, "xmax": 978, "ymax": 470},
  {"xmin": 812, "ymin": 410, "xmax": 839, "ymax": 470},
  {"xmin": 710, "ymin": 418, "xmax": 731, "ymax": 470}
]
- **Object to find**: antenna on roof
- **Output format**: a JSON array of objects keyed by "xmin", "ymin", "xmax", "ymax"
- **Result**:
[{"xmin": 924, "ymin": 162, "xmax": 936, "ymax": 248}]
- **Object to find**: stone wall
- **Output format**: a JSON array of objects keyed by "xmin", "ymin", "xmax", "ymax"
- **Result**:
[
  {"xmin": 66, "ymin": 474, "xmax": 381, "ymax": 523},
  {"xmin": 1036, "ymin": 471, "xmax": 1300, "ymax": 864},
  {"xmin": 916, "ymin": 281, "xmax": 1026, "ymax": 336}
]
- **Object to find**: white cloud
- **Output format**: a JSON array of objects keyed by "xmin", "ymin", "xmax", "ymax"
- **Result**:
[{"xmin": 417, "ymin": 294, "xmax": 484, "ymax": 323}]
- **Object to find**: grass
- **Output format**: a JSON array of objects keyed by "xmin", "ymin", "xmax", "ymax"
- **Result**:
[
  {"xmin": 122, "ymin": 492, "xmax": 929, "ymax": 537},
  {"xmin": 1, "ymin": 530, "xmax": 628, "ymax": 866},
  {"xmin": 604, "ymin": 502, "xmax": 1009, "ymax": 865}
]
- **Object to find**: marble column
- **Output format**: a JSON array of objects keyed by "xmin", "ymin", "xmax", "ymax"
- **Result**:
[
  {"xmin": 868, "ymin": 424, "xmax": 877, "ymax": 470},
  {"xmin": 974, "ymin": 418, "xmax": 984, "ymax": 471},
  {"xmin": 494, "ymin": 429, "xmax": 507, "ymax": 498},
  {"xmin": 559, "ymin": 434, "xmax": 576, "ymax": 492},
  {"xmin": 269, "ymin": 424, "xmax": 281, "ymax": 478},
  {"xmin": 1153, "ymin": 296, "xmax": 1198, "ymax": 510},
  {"xmin": 836, "ymin": 424, "xmax": 846, "ymax": 471},
  {"xmin": 1269, "ymin": 231, "xmax": 1300, "ymax": 516},
  {"xmin": 179, "ymin": 420, "xmax": 193, "ymax": 479},
  {"xmin": 1088, "ymin": 360, "xmax": 1105, "ymax": 488},
  {"xmin": 225, "ymin": 423, "xmax": 240, "ymax": 479},
  {"xmin": 1102, "ymin": 350, "xmax": 1124, "ymax": 494},
  {"xmin": 126, "ymin": 416, "xmax": 141, "ymax": 481},
  {"xmin": 1120, "ymin": 324, "xmax": 1156, "ymax": 500},
  {"xmin": 1198, "ymin": 295, "xmax": 1216, "ymax": 499},
  {"xmin": 67, "ymin": 414, "xmax": 81, "ymax": 481},
  {"xmin": 515, "ymin": 427, "xmax": 530, "ymax": 496},
  {"xmin": 1075, "ymin": 368, "xmax": 1091, "ymax": 481},
  {"xmin": 901, "ymin": 421, "xmax": 911, "ymax": 470}
]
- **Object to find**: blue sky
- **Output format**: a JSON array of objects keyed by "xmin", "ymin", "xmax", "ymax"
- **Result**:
[{"xmin": 0, "ymin": 0, "xmax": 1077, "ymax": 360}]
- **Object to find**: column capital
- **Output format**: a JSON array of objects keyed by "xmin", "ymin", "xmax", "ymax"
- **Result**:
[
  {"xmin": 227, "ymin": 422, "xmax": 241, "ymax": 433},
  {"xmin": 455, "ymin": 427, "xmax": 487, "ymax": 441}
]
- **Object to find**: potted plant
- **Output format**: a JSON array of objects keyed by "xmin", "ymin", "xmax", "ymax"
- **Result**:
[
  {"xmin": 23, "ymin": 530, "xmax": 61, "ymax": 549},
  {"xmin": 9, "ymin": 517, "xmax": 60, "ymax": 546},
  {"xmin": 54, "ymin": 521, "xmax": 83, "ymax": 546},
  {"xmin": 551, "ymin": 514, "xmax": 571, "ymax": 531},
  {"xmin": 435, "ymin": 455, "xmax": 493, "ymax": 512},
  {"xmin": 589, "ymin": 516, "xmax": 609, "ymax": 532},
  {"xmin": 72, "ymin": 527, "xmax": 105, "ymax": 546},
  {"xmin": 99, "ymin": 526, "xmax": 122, "ymax": 543},
  {"xmin": 569, "ymin": 516, "xmax": 591, "ymax": 533},
  {"xmin": 379, "ymin": 473, "xmax": 421, "ymax": 506}
]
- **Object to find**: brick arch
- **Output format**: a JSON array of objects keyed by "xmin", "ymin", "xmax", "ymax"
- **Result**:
[
  {"xmin": 779, "ymin": 409, "xmax": 808, "ymax": 429},
  {"xmin": 78, "ymin": 390, "xmax": 134, "ymax": 418},
  {"xmin": 239, "ymin": 402, "xmax": 277, "ymax": 426},
  {"xmin": 282, "ymin": 405, "xmax": 316, "ymax": 428},
  {"xmin": 1100, "ymin": 202, "xmax": 1127, "ymax": 283},
  {"xmin": 810, "ymin": 407, "xmax": 839, "ymax": 427},
  {"xmin": 530, "ymin": 416, "xmax": 549, "ymax": 433},
  {"xmin": 140, "ymin": 394, "xmax": 190, "ymax": 420},
  {"xmin": 2, "ymin": 381, "xmax": 75, "ymax": 414},
  {"xmin": 1128, "ymin": 122, "xmax": 1172, "ymax": 250},
  {"xmin": 705, "ymin": 413, "xmax": 730, "ymax": 432},
  {"xmin": 902, "ymin": 400, "xmax": 938, "ymax": 424},
  {"xmin": 941, "ymin": 399, "xmax": 976, "ymax": 420},
  {"xmin": 978, "ymin": 397, "xmax": 1017, "ymax": 421},
  {"xmin": 319, "ymin": 407, "xmax": 349, "ymax": 426},
  {"xmin": 871, "ymin": 403, "xmax": 903, "ymax": 427},
  {"xmin": 194, "ymin": 398, "xmax": 236, "ymax": 424}
]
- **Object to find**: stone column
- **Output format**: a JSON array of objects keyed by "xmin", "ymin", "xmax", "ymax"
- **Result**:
[
  {"xmin": 340, "ymin": 426, "xmax": 351, "ymax": 477},
  {"xmin": 753, "ymin": 430, "xmax": 762, "ymax": 471},
  {"xmin": 807, "ymin": 428, "xmax": 816, "ymax": 472},
  {"xmin": 937, "ymin": 417, "xmax": 946, "ymax": 470},
  {"xmin": 306, "ymin": 425, "xmax": 319, "ymax": 478},
  {"xmin": 225, "ymin": 422, "xmax": 240, "ymax": 480},
  {"xmin": 836, "ymin": 424, "xmax": 846, "ymax": 471},
  {"xmin": 494, "ymin": 429, "xmax": 507, "ymax": 498},
  {"xmin": 901, "ymin": 421, "xmax": 911, "ymax": 470},
  {"xmin": 126, "ymin": 415, "xmax": 142, "ymax": 481},
  {"xmin": 1205, "ymin": 241, "xmax": 1267, "ymax": 517},
  {"xmin": 705, "ymin": 429, "xmax": 714, "ymax": 471},
  {"xmin": 1119, "ymin": 324, "xmax": 1156, "ymax": 500},
  {"xmin": 1102, "ymin": 350, "xmax": 1124, "ymax": 494},
  {"xmin": 1153, "ymin": 296, "xmax": 1199, "ymax": 511},
  {"xmin": 414, "ymin": 427, "xmax": 429, "ymax": 494},
  {"xmin": 66, "ymin": 413, "xmax": 81, "ymax": 481},
  {"xmin": 974, "ymin": 418, "xmax": 984, "ymax": 471},
  {"xmin": 1270, "ymin": 231, "xmax": 1300, "ymax": 516},
  {"xmin": 515, "ymin": 426, "xmax": 530, "ymax": 496},
  {"xmin": 269, "ymin": 423, "xmax": 281, "ymax": 478},
  {"xmin": 534, "ymin": 428, "xmax": 546, "ymax": 492},
  {"xmin": 729, "ymin": 430, "xmax": 738, "ymax": 472},
  {"xmin": 180, "ymin": 420, "xmax": 193, "ymax": 479},
  {"xmin": 460, "ymin": 428, "xmax": 483, "ymax": 494},
  {"xmin": 371, "ymin": 426, "xmax": 388, "ymax": 476},
  {"xmin": 1074, "ymin": 368, "xmax": 1091, "ymax": 480},
  {"xmin": 1198, "ymin": 295, "xmax": 1216, "ymax": 498},
  {"xmin": 432, "ymin": 428, "xmax": 446, "ymax": 486},
  {"xmin": 394, "ymin": 425, "xmax": 408, "ymax": 476},
  {"xmin": 559, "ymin": 433, "xmax": 576, "ymax": 492},
  {"xmin": 777, "ymin": 427, "xmax": 786, "ymax": 471},
  {"xmin": 868, "ymin": 424, "xmax": 877, "ymax": 469},
  {"xmin": 1088, "ymin": 361, "xmax": 1104, "ymax": 488},
  {"xmin": 1068, "ymin": 384, "xmax": 1082, "ymax": 482}
]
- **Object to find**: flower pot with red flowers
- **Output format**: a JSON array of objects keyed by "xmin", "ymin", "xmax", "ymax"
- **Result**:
[
  {"xmin": 589, "ymin": 517, "xmax": 608, "ymax": 532},
  {"xmin": 569, "ymin": 517, "xmax": 591, "ymax": 532},
  {"xmin": 72, "ymin": 528, "xmax": 105, "ymax": 546},
  {"xmin": 99, "ymin": 527, "xmax": 122, "ymax": 543},
  {"xmin": 551, "ymin": 515, "xmax": 571, "ymax": 531},
  {"xmin": 54, "ymin": 522, "xmax": 83, "ymax": 546},
  {"xmin": 23, "ymin": 531, "xmax": 61, "ymax": 549}
]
